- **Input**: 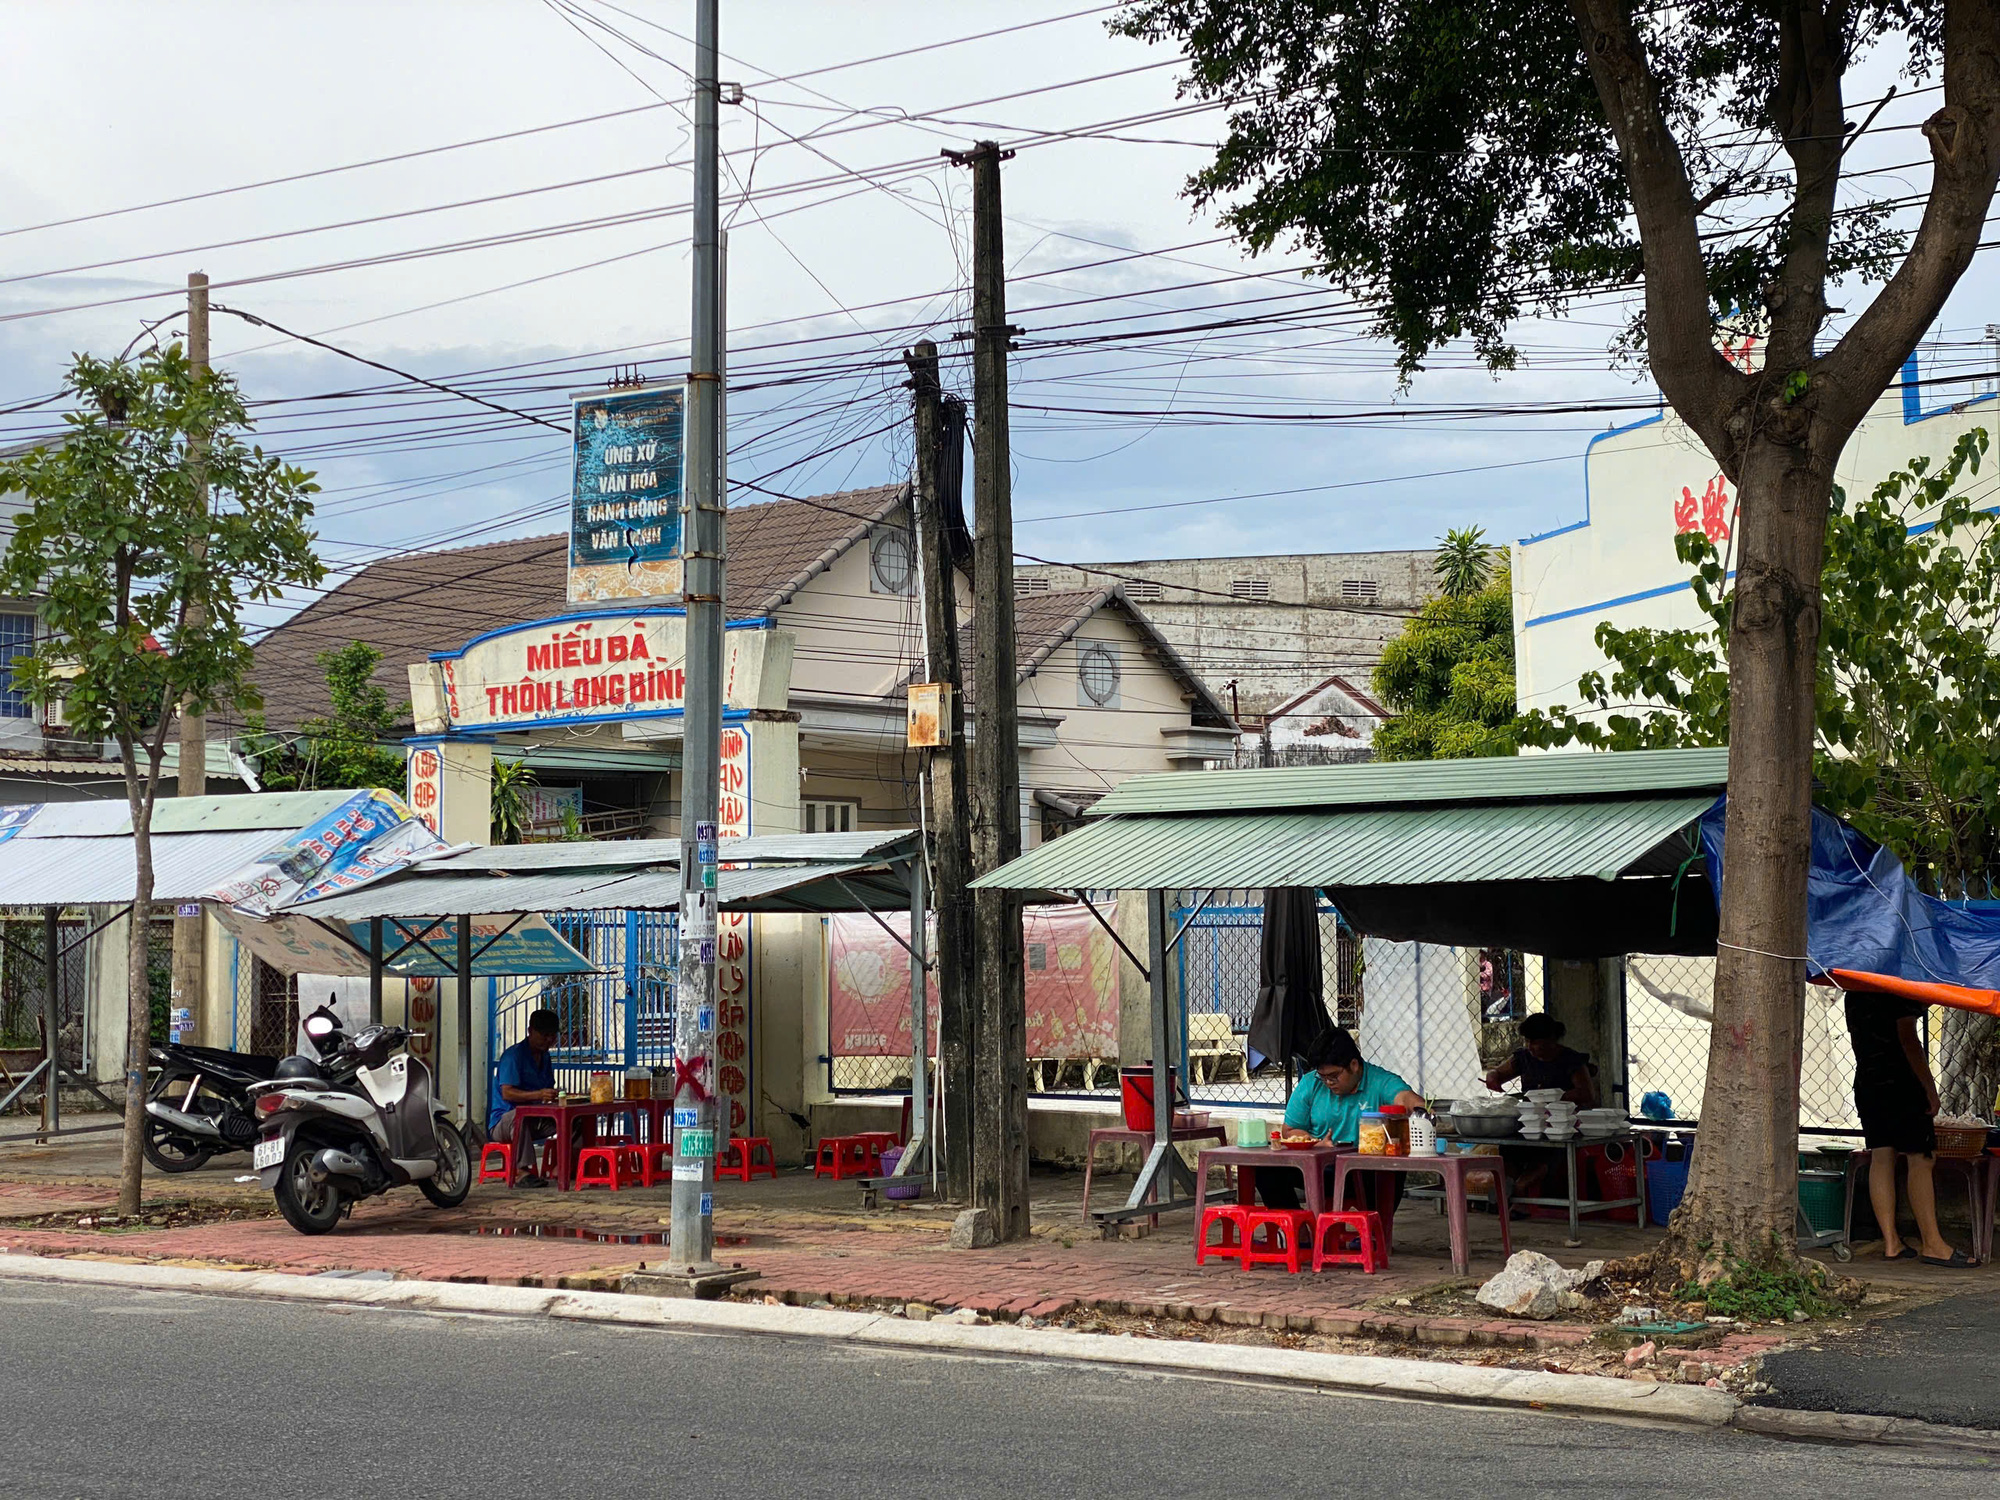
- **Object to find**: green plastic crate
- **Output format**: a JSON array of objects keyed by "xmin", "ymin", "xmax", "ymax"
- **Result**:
[{"xmin": 1799, "ymin": 1176, "xmax": 1848, "ymax": 1233}]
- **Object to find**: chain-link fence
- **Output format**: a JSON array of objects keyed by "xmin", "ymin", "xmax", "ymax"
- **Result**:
[
  {"xmin": 0, "ymin": 912, "xmax": 89, "ymax": 1075},
  {"xmin": 816, "ymin": 894, "xmax": 1949, "ymax": 1129}
]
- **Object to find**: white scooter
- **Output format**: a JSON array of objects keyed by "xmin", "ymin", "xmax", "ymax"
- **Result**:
[{"xmin": 251, "ymin": 1005, "xmax": 472, "ymax": 1235}]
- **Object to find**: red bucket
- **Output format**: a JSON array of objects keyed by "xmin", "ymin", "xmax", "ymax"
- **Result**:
[{"xmin": 1119, "ymin": 1066, "xmax": 1180, "ymax": 1133}]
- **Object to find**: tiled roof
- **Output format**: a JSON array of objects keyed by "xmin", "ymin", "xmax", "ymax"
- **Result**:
[
  {"xmin": 241, "ymin": 484, "xmax": 906, "ymax": 733},
  {"xmin": 955, "ymin": 586, "xmax": 1237, "ymax": 729}
]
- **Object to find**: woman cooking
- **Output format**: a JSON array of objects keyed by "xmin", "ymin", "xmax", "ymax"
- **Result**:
[
  {"xmin": 1256, "ymin": 1027, "xmax": 1424, "ymax": 1220},
  {"xmin": 1484, "ymin": 1014, "xmax": 1598, "ymax": 1105},
  {"xmin": 1483, "ymin": 1013, "xmax": 1597, "ymax": 1207}
]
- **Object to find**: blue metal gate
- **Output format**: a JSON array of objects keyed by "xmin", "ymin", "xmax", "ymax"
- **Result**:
[{"xmin": 488, "ymin": 908, "xmax": 677, "ymax": 1095}]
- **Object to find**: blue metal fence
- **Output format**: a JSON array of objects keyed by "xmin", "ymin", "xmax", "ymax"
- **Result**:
[{"xmin": 488, "ymin": 907, "xmax": 677, "ymax": 1096}]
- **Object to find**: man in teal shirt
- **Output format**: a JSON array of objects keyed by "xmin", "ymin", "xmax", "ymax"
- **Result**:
[{"xmin": 1258, "ymin": 1028, "xmax": 1425, "ymax": 1216}]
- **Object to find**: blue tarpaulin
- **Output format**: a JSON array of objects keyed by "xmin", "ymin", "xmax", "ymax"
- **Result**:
[{"xmin": 1700, "ymin": 797, "xmax": 2000, "ymax": 992}]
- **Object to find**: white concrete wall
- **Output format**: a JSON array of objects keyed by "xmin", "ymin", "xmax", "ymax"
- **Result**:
[{"xmin": 1515, "ymin": 360, "xmax": 1999, "ymax": 719}]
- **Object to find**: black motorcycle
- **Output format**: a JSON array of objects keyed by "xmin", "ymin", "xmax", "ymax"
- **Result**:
[{"xmin": 141, "ymin": 1042, "xmax": 283, "ymax": 1173}]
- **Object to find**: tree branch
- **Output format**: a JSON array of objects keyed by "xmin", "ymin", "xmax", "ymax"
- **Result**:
[
  {"xmin": 1568, "ymin": 0, "xmax": 1748, "ymax": 468},
  {"xmin": 1764, "ymin": 1, "xmax": 1850, "ymax": 372},
  {"xmin": 1818, "ymin": 0, "xmax": 2000, "ymax": 430}
]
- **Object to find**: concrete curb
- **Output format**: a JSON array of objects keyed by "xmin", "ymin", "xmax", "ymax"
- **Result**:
[
  {"xmin": 0, "ymin": 1252, "xmax": 1731, "ymax": 1429},
  {"xmin": 1733, "ymin": 1405, "xmax": 2000, "ymax": 1457}
]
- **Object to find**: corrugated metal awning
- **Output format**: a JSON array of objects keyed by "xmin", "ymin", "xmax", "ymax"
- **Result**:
[
  {"xmin": 1083, "ymin": 746, "xmax": 1730, "ymax": 818},
  {"xmin": 283, "ymin": 855, "xmax": 920, "ymax": 920},
  {"xmin": 969, "ymin": 794, "xmax": 1717, "ymax": 892},
  {"xmin": 0, "ymin": 828, "xmax": 305, "ymax": 906}
]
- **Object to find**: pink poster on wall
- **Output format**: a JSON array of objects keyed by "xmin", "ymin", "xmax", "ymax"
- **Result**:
[{"xmin": 827, "ymin": 905, "xmax": 1120, "ymax": 1060}]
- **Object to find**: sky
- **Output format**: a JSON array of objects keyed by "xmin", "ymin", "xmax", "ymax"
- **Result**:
[{"xmin": 0, "ymin": 1, "xmax": 1993, "ymax": 637}]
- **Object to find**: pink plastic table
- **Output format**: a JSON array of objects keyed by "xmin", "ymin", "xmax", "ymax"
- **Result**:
[
  {"xmin": 1192, "ymin": 1143, "xmax": 1350, "ymax": 1223},
  {"xmin": 1332, "ymin": 1151, "xmax": 1511, "ymax": 1276}
]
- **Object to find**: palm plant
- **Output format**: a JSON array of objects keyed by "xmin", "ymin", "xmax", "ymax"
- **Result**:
[
  {"xmin": 1434, "ymin": 526, "xmax": 1495, "ymax": 599},
  {"xmin": 490, "ymin": 758, "xmax": 538, "ymax": 845}
]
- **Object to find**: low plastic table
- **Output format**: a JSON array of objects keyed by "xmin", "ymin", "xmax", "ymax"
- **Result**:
[
  {"xmin": 1332, "ymin": 1151, "xmax": 1513, "ymax": 1277},
  {"xmin": 503, "ymin": 1099, "xmax": 665, "ymax": 1190},
  {"xmin": 1192, "ymin": 1143, "xmax": 1349, "ymax": 1224},
  {"xmin": 1081, "ymin": 1122, "xmax": 1228, "ymax": 1219}
]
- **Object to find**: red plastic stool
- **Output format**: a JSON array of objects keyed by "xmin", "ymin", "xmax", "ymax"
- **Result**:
[
  {"xmin": 814, "ymin": 1135, "xmax": 873, "ymax": 1180},
  {"xmin": 613, "ymin": 1144, "xmax": 648, "ymax": 1186},
  {"xmin": 574, "ymin": 1146, "xmax": 623, "ymax": 1191},
  {"xmin": 1311, "ymin": 1209, "xmax": 1388, "ymax": 1273},
  {"xmin": 717, "ymin": 1137, "xmax": 778, "ymax": 1182},
  {"xmin": 476, "ymin": 1141, "xmax": 514, "ymax": 1185},
  {"xmin": 642, "ymin": 1142, "xmax": 675, "ymax": 1187},
  {"xmin": 1195, "ymin": 1203, "xmax": 1249, "ymax": 1265},
  {"xmin": 1242, "ymin": 1208, "xmax": 1313, "ymax": 1272}
]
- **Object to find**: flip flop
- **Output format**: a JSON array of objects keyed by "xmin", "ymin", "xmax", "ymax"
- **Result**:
[{"xmin": 1918, "ymin": 1249, "xmax": 1978, "ymax": 1268}]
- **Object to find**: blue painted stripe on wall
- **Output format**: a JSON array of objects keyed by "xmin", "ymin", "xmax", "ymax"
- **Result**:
[{"xmin": 1518, "ymin": 407, "xmax": 1667, "ymax": 546}]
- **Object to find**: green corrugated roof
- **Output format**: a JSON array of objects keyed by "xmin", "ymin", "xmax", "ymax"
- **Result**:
[
  {"xmin": 969, "ymin": 794, "xmax": 1716, "ymax": 892},
  {"xmin": 1085, "ymin": 746, "xmax": 1731, "ymax": 818}
]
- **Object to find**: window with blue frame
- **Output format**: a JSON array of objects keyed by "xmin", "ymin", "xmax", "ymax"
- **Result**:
[{"xmin": 0, "ymin": 613, "xmax": 33, "ymax": 719}]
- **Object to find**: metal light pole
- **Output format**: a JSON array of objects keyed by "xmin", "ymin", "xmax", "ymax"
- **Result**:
[{"xmin": 668, "ymin": 0, "xmax": 726, "ymax": 1277}]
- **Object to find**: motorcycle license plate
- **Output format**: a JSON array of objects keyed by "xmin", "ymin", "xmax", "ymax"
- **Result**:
[{"xmin": 252, "ymin": 1136, "xmax": 285, "ymax": 1171}]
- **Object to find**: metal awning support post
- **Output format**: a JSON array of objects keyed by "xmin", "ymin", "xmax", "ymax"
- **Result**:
[
  {"xmin": 456, "ymin": 914, "xmax": 473, "ymax": 1128},
  {"xmin": 368, "ymin": 917, "xmax": 383, "ymax": 1026},
  {"xmin": 40, "ymin": 904, "xmax": 59, "ymax": 1141},
  {"xmin": 890, "ymin": 857, "xmax": 929, "ymax": 1180},
  {"xmin": 1118, "ymin": 888, "xmax": 1196, "ymax": 1221}
]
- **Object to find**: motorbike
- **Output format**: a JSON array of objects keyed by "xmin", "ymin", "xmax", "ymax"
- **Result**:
[
  {"xmin": 250, "ymin": 1005, "xmax": 472, "ymax": 1235},
  {"xmin": 141, "ymin": 1041, "xmax": 286, "ymax": 1173}
]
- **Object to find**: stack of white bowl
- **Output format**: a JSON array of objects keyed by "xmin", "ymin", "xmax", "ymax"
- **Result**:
[
  {"xmin": 1578, "ymin": 1108, "xmax": 1627, "ymax": 1137},
  {"xmin": 1543, "ymin": 1100, "xmax": 1579, "ymax": 1140}
]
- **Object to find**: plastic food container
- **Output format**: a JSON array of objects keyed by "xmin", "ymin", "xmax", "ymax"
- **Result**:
[
  {"xmin": 1377, "ymin": 1104, "xmax": 1411, "ymax": 1155},
  {"xmin": 624, "ymin": 1066, "xmax": 651, "ymax": 1100},
  {"xmin": 589, "ymin": 1071, "xmax": 615, "ymax": 1105},
  {"xmin": 1357, "ymin": 1110, "xmax": 1390, "ymax": 1156}
]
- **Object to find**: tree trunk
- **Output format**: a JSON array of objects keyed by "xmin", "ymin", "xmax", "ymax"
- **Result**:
[
  {"xmin": 1657, "ymin": 431, "xmax": 1833, "ymax": 1279},
  {"xmin": 118, "ymin": 819, "xmax": 154, "ymax": 1218},
  {"xmin": 1937, "ymin": 1008, "xmax": 2000, "ymax": 1118}
]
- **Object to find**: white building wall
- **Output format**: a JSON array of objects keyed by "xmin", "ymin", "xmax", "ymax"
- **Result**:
[{"xmin": 1514, "ymin": 358, "xmax": 1999, "ymax": 718}]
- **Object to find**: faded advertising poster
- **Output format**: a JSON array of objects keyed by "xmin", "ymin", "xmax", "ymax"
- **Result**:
[{"xmin": 568, "ymin": 383, "xmax": 685, "ymax": 603}]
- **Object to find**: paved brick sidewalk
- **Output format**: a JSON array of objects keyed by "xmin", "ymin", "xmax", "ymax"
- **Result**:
[{"xmin": 0, "ymin": 1169, "xmax": 1801, "ymax": 1374}]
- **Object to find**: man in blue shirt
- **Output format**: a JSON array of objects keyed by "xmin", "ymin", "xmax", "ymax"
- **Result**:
[
  {"xmin": 1258, "ymin": 1027, "xmax": 1424, "ymax": 1221},
  {"xmin": 490, "ymin": 1009, "xmax": 560, "ymax": 1187}
]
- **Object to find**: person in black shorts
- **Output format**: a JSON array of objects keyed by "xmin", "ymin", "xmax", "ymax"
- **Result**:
[{"xmin": 1845, "ymin": 992, "xmax": 1974, "ymax": 1267}]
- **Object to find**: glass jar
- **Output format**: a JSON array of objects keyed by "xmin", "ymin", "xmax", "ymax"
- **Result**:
[{"xmin": 1378, "ymin": 1105, "xmax": 1411, "ymax": 1156}]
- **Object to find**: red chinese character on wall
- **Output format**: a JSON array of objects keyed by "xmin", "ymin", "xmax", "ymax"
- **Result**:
[{"xmin": 1676, "ymin": 474, "xmax": 1734, "ymax": 544}]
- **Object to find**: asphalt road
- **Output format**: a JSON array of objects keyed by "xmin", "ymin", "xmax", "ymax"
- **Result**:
[
  {"xmin": 1756, "ymin": 1289, "xmax": 2000, "ymax": 1430},
  {"xmin": 2, "ymin": 1282, "xmax": 1995, "ymax": 1500}
]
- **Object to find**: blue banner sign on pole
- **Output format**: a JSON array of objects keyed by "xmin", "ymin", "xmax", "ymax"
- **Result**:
[{"xmin": 568, "ymin": 383, "xmax": 686, "ymax": 603}]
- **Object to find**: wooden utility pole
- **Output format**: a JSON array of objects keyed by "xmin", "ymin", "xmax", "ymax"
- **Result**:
[
  {"xmin": 950, "ymin": 142, "xmax": 1029, "ymax": 1239},
  {"xmin": 904, "ymin": 339, "xmax": 975, "ymax": 1200},
  {"xmin": 169, "ymin": 270, "xmax": 209, "ymax": 1044}
]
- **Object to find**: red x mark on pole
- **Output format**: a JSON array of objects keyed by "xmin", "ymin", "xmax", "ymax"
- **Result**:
[{"xmin": 670, "ymin": 1055, "xmax": 712, "ymax": 1103}]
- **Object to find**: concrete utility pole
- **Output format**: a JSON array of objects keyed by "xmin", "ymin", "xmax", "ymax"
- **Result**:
[
  {"xmin": 949, "ymin": 142, "xmax": 1029, "ymax": 1239},
  {"xmin": 169, "ymin": 270, "xmax": 209, "ymax": 1044},
  {"xmin": 904, "ymin": 339, "xmax": 975, "ymax": 1200},
  {"xmin": 668, "ymin": 0, "xmax": 728, "ymax": 1281}
]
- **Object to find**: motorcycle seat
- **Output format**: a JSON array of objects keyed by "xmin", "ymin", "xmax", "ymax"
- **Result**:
[{"xmin": 161, "ymin": 1043, "xmax": 285, "ymax": 1077}]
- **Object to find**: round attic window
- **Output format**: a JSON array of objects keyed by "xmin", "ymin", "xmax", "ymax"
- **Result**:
[
  {"xmin": 1078, "ymin": 642, "xmax": 1121, "ymax": 706},
  {"xmin": 870, "ymin": 528, "xmax": 914, "ymax": 594}
]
